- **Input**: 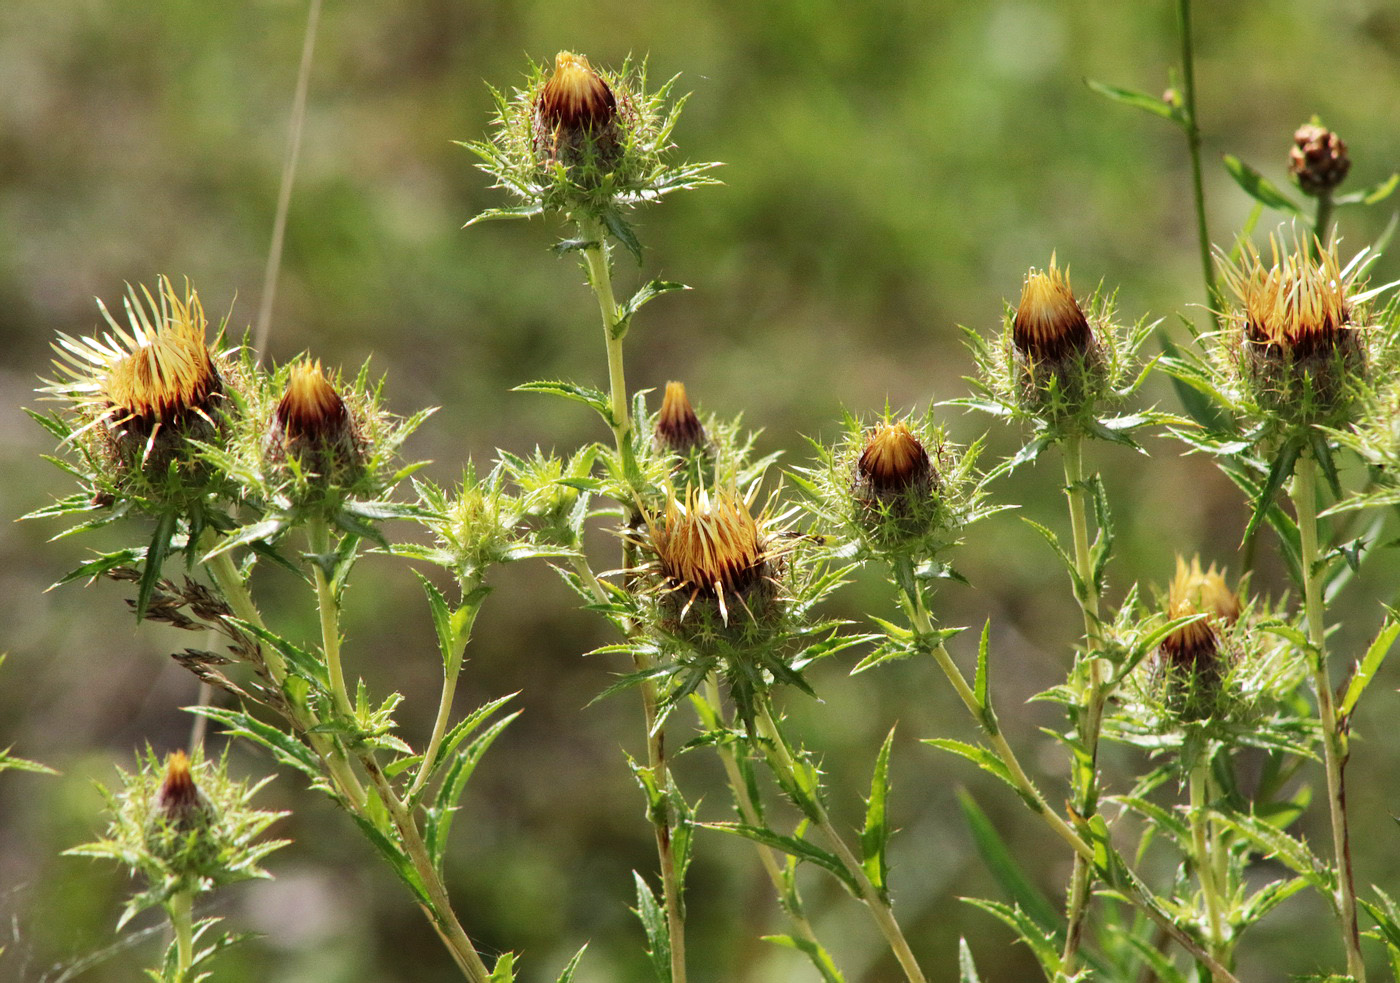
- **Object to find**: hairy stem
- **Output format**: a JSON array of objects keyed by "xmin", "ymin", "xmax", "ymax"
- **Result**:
[
  {"xmin": 702, "ymin": 675, "xmax": 845, "ymax": 981},
  {"xmin": 1060, "ymin": 435, "xmax": 1106, "ymax": 972},
  {"xmin": 1190, "ymin": 762, "xmax": 1229, "ymax": 978},
  {"xmin": 754, "ymin": 697, "xmax": 928, "ymax": 983},
  {"xmin": 576, "ymin": 225, "xmax": 686, "ymax": 983},
  {"xmin": 1292, "ymin": 455, "xmax": 1366, "ymax": 982},
  {"xmin": 1176, "ymin": 0, "xmax": 1221, "ymax": 329}
]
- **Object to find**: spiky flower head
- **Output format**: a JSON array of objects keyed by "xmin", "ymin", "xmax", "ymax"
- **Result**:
[
  {"xmin": 1158, "ymin": 556, "xmax": 1241, "ymax": 721},
  {"xmin": 47, "ymin": 277, "xmax": 224, "ymax": 477},
  {"xmin": 1220, "ymin": 232, "xmax": 1366, "ymax": 422},
  {"xmin": 1013, "ymin": 257, "xmax": 1095, "ymax": 363},
  {"xmin": 534, "ymin": 51, "xmax": 619, "ymax": 167},
  {"xmin": 1290, "ymin": 122, "xmax": 1350, "ymax": 196},
  {"xmin": 856, "ymin": 422, "xmax": 934, "ymax": 500},
  {"xmin": 268, "ymin": 359, "xmax": 362, "ymax": 482},
  {"xmin": 655, "ymin": 380, "xmax": 707, "ymax": 455},
  {"xmin": 153, "ymin": 749, "xmax": 210, "ymax": 831}
]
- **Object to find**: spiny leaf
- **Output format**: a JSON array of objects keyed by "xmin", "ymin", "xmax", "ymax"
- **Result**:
[{"xmin": 861, "ymin": 727, "xmax": 896, "ymax": 898}]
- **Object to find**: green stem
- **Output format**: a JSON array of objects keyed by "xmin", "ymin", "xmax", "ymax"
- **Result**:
[
  {"xmin": 578, "ymin": 217, "xmax": 686, "ymax": 983},
  {"xmin": 754, "ymin": 698, "xmax": 928, "ymax": 983},
  {"xmin": 1060, "ymin": 436, "xmax": 1106, "ymax": 972},
  {"xmin": 409, "ymin": 579, "xmax": 481, "ymax": 801},
  {"xmin": 1312, "ymin": 190, "xmax": 1336, "ymax": 259},
  {"xmin": 1177, "ymin": 0, "xmax": 1221, "ymax": 329},
  {"xmin": 1292, "ymin": 455, "xmax": 1367, "ymax": 982},
  {"xmin": 702, "ymin": 676, "xmax": 845, "ymax": 981},
  {"xmin": 169, "ymin": 891, "xmax": 194, "ymax": 982},
  {"xmin": 1190, "ymin": 762, "xmax": 1229, "ymax": 978},
  {"xmin": 362, "ymin": 758, "xmax": 493, "ymax": 983},
  {"xmin": 307, "ymin": 518, "xmax": 355, "ymax": 720}
]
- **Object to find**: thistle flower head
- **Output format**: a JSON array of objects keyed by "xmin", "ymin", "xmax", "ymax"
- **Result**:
[
  {"xmin": 1013, "ymin": 256, "xmax": 1095, "ymax": 363},
  {"xmin": 1290, "ymin": 122, "xmax": 1350, "ymax": 196},
  {"xmin": 655, "ymin": 380, "xmax": 707, "ymax": 455},
  {"xmin": 269, "ymin": 359, "xmax": 362, "ymax": 481},
  {"xmin": 153, "ymin": 749, "xmax": 209, "ymax": 831},
  {"xmin": 47, "ymin": 277, "xmax": 224, "ymax": 474},
  {"xmin": 645, "ymin": 484, "xmax": 785, "ymax": 626},
  {"xmin": 1158, "ymin": 556, "xmax": 1241, "ymax": 721},
  {"xmin": 534, "ymin": 50, "xmax": 618, "ymax": 166},
  {"xmin": 857, "ymin": 422, "xmax": 933, "ymax": 497}
]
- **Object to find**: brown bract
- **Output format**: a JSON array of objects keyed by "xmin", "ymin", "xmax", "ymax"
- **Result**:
[
  {"xmin": 533, "ymin": 51, "xmax": 618, "ymax": 165},
  {"xmin": 655, "ymin": 380, "xmax": 706, "ymax": 454},
  {"xmin": 269, "ymin": 360, "xmax": 361, "ymax": 481},
  {"xmin": 856, "ymin": 422, "xmax": 932, "ymax": 499},
  {"xmin": 1160, "ymin": 555, "xmax": 1240, "ymax": 677},
  {"xmin": 648, "ymin": 486, "xmax": 775, "ymax": 625},
  {"xmin": 154, "ymin": 750, "xmax": 206, "ymax": 830},
  {"xmin": 1290, "ymin": 123, "xmax": 1350, "ymax": 196},
  {"xmin": 1013, "ymin": 259, "xmax": 1094, "ymax": 362}
]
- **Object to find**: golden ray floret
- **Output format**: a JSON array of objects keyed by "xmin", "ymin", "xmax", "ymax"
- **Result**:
[
  {"xmin": 1013, "ymin": 255, "xmax": 1094, "ymax": 361},
  {"xmin": 533, "ymin": 50, "xmax": 617, "ymax": 163},
  {"xmin": 1221, "ymin": 233, "xmax": 1356, "ymax": 355},
  {"xmin": 1160, "ymin": 555, "xmax": 1240, "ymax": 672},
  {"xmin": 648, "ymin": 485, "xmax": 774, "ymax": 625},
  {"xmin": 655, "ymin": 380, "xmax": 706, "ymax": 453},
  {"xmin": 857, "ymin": 422, "xmax": 931, "ymax": 494}
]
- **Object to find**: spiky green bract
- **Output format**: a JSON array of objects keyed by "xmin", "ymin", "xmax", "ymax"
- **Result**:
[
  {"xmin": 66, "ymin": 747, "xmax": 286, "ymax": 929},
  {"xmin": 462, "ymin": 54, "xmax": 720, "ymax": 260},
  {"xmin": 957, "ymin": 283, "xmax": 1161, "ymax": 465},
  {"xmin": 790, "ymin": 408, "xmax": 999, "ymax": 569},
  {"xmin": 1098, "ymin": 586, "xmax": 1312, "ymax": 765}
]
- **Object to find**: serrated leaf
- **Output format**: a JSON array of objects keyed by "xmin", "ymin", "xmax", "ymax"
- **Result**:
[
  {"xmin": 202, "ymin": 518, "xmax": 287, "ymax": 561},
  {"xmin": 553, "ymin": 944, "xmax": 588, "ymax": 983},
  {"xmin": 489, "ymin": 952, "xmax": 516, "ymax": 983},
  {"xmin": 51, "ymin": 547, "xmax": 146, "ymax": 589},
  {"xmin": 615, "ymin": 280, "xmax": 689, "ymax": 339},
  {"xmin": 632, "ymin": 872, "xmax": 671, "ymax": 983},
  {"xmin": 962, "ymin": 898, "xmax": 1062, "ymax": 977},
  {"xmin": 135, "ymin": 510, "xmax": 177, "ymax": 621},
  {"xmin": 1222, "ymin": 154, "xmax": 1304, "ymax": 216},
  {"xmin": 861, "ymin": 727, "xmax": 896, "ymax": 898},
  {"xmin": 1335, "ymin": 172, "xmax": 1399, "ymax": 206},
  {"xmin": 922, "ymin": 740, "xmax": 1027, "ymax": 806},
  {"xmin": 603, "ymin": 210, "xmax": 644, "ymax": 264},
  {"xmin": 1340, "ymin": 618, "xmax": 1400, "ymax": 718},
  {"xmin": 513, "ymin": 380, "xmax": 615, "ymax": 426},
  {"xmin": 699, "ymin": 822, "xmax": 860, "ymax": 897},
  {"xmin": 1086, "ymin": 78, "xmax": 1182, "ymax": 123},
  {"xmin": 1244, "ymin": 439, "xmax": 1301, "ymax": 549},
  {"xmin": 958, "ymin": 939, "xmax": 983, "ymax": 983},
  {"xmin": 425, "ymin": 712, "xmax": 520, "ymax": 869},
  {"xmin": 762, "ymin": 934, "xmax": 846, "ymax": 983},
  {"xmin": 462, "ymin": 204, "xmax": 544, "ymax": 226},
  {"xmin": 188, "ymin": 706, "xmax": 320, "ymax": 779}
]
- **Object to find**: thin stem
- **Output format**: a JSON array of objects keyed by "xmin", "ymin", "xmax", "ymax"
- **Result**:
[
  {"xmin": 409, "ymin": 578, "xmax": 480, "ymax": 801},
  {"xmin": 1060, "ymin": 436, "xmax": 1106, "ymax": 972},
  {"xmin": 307, "ymin": 518, "xmax": 355, "ymax": 720},
  {"xmin": 169, "ymin": 891, "xmax": 194, "ymax": 982},
  {"xmin": 1176, "ymin": 0, "xmax": 1221, "ymax": 330},
  {"xmin": 253, "ymin": 0, "xmax": 322, "ymax": 360},
  {"xmin": 362, "ymin": 758, "xmax": 493, "ymax": 983},
  {"xmin": 754, "ymin": 698, "xmax": 928, "ymax": 983},
  {"xmin": 1190, "ymin": 762, "xmax": 1229, "ymax": 978},
  {"xmin": 1312, "ymin": 190, "xmax": 1336, "ymax": 259},
  {"xmin": 1292, "ymin": 455, "xmax": 1367, "ymax": 982},
  {"xmin": 576, "ymin": 227, "xmax": 686, "ymax": 983},
  {"xmin": 702, "ymin": 676, "xmax": 845, "ymax": 981}
]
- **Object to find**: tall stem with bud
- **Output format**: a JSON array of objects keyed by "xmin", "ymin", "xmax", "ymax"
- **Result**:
[{"xmin": 1292, "ymin": 454, "xmax": 1365, "ymax": 981}]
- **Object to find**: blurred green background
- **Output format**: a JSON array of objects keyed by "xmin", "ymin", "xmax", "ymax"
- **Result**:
[{"xmin": 3, "ymin": 1, "xmax": 1400, "ymax": 980}]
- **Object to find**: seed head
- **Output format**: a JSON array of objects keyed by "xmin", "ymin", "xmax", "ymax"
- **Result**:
[
  {"xmin": 49, "ymin": 277, "xmax": 223, "ymax": 470},
  {"xmin": 655, "ymin": 381, "xmax": 707, "ymax": 454},
  {"xmin": 1013, "ymin": 257, "xmax": 1094, "ymax": 363},
  {"xmin": 533, "ymin": 51, "xmax": 618, "ymax": 167},
  {"xmin": 154, "ymin": 750, "xmax": 208, "ymax": 831},
  {"xmin": 270, "ymin": 359, "xmax": 361, "ymax": 481},
  {"xmin": 1290, "ymin": 122, "xmax": 1350, "ymax": 196},
  {"xmin": 856, "ymin": 422, "xmax": 933, "ymax": 499},
  {"xmin": 648, "ymin": 486, "xmax": 776, "ymax": 625}
]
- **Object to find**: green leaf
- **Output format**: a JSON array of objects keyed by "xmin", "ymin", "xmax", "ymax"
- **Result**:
[
  {"xmin": 51, "ymin": 547, "xmax": 146, "ymax": 589},
  {"xmin": 615, "ymin": 280, "xmax": 689, "ymax": 339},
  {"xmin": 425, "ymin": 711, "xmax": 520, "ymax": 869},
  {"xmin": 761, "ymin": 934, "xmax": 846, "ymax": 983},
  {"xmin": 1340, "ymin": 617, "xmax": 1400, "ymax": 718},
  {"xmin": 226, "ymin": 619, "xmax": 331, "ymax": 694},
  {"xmin": 513, "ymin": 380, "xmax": 615, "ymax": 427},
  {"xmin": 699, "ymin": 822, "xmax": 861, "ymax": 896},
  {"xmin": 602, "ymin": 210, "xmax": 644, "ymax": 264},
  {"xmin": 632, "ymin": 872, "xmax": 672, "ymax": 983},
  {"xmin": 1222, "ymin": 154, "xmax": 1304, "ymax": 216},
  {"xmin": 861, "ymin": 727, "xmax": 896, "ymax": 898},
  {"xmin": 962, "ymin": 898, "xmax": 1063, "ymax": 978},
  {"xmin": 974, "ymin": 621, "xmax": 991, "ymax": 715},
  {"xmin": 1243, "ymin": 439, "xmax": 1301, "ymax": 551},
  {"xmin": 958, "ymin": 939, "xmax": 983, "ymax": 983},
  {"xmin": 1085, "ymin": 78, "xmax": 1182, "ymax": 123},
  {"xmin": 347, "ymin": 809, "xmax": 430, "ymax": 905},
  {"xmin": 0, "ymin": 747, "xmax": 58, "ymax": 776},
  {"xmin": 922, "ymin": 740, "xmax": 1031, "ymax": 809},
  {"xmin": 202, "ymin": 518, "xmax": 287, "ymax": 561},
  {"xmin": 553, "ymin": 945, "xmax": 588, "ymax": 983},
  {"xmin": 414, "ymin": 570, "xmax": 461, "ymax": 673},
  {"xmin": 489, "ymin": 952, "xmax": 516, "ymax": 983},
  {"xmin": 462, "ymin": 204, "xmax": 544, "ymax": 226},
  {"xmin": 188, "ymin": 706, "xmax": 320, "ymax": 779},
  {"xmin": 1335, "ymin": 172, "xmax": 1399, "ymax": 206},
  {"xmin": 135, "ymin": 511, "xmax": 177, "ymax": 621},
  {"xmin": 1108, "ymin": 924, "xmax": 1190, "ymax": 983},
  {"xmin": 956, "ymin": 789, "xmax": 1061, "ymax": 933}
]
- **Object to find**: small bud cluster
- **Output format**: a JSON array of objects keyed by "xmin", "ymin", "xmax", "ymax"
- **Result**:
[{"xmin": 1290, "ymin": 122, "xmax": 1350, "ymax": 196}]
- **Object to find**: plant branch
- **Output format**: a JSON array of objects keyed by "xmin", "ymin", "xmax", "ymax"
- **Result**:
[
  {"xmin": 1176, "ymin": 0, "xmax": 1221, "ymax": 329},
  {"xmin": 169, "ymin": 891, "xmax": 193, "ymax": 982},
  {"xmin": 1190, "ymin": 761, "xmax": 1229, "ymax": 978}
]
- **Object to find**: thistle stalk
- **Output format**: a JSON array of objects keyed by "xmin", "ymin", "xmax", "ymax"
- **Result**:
[
  {"xmin": 1292, "ymin": 454, "xmax": 1366, "ymax": 981},
  {"xmin": 1176, "ymin": 0, "xmax": 1221, "ymax": 328},
  {"xmin": 753, "ymin": 695, "xmax": 928, "ymax": 983},
  {"xmin": 1190, "ymin": 762, "xmax": 1229, "ymax": 979},
  {"xmin": 170, "ymin": 890, "xmax": 194, "ymax": 982},
  {"xmin": 575, "ymin": 229, "xmax": 687, "ymax": 983},
  {"xmin": 410, "ymin": 575, "xmax": 481, "ymax": 801},
  {"xmin": 1060, "ymin": 435, "xmax": 1107, "ymax": 972},
  {"xmin": 307, "ymin": 517, "xmax": 355, "ymax": 720}
]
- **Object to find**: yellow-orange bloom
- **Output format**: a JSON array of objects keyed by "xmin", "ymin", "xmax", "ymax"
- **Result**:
[
  {"xmin": 1222, "ymin": 234, "xmax": 1356, "ymax": 356},
  {"xmin": 1013, "ymin": 257, "xmax": 1094, "ymax": 362},
  {"xmin": 533, "ymin": 51, "xmax": 618, "ymax": 164},
  {"xmin": 655, "ymin": 380, "xmax": 706, "ymax": 454},
  {"xmin": 648, "ymin": 486, "xmax": 774, "ymax": 625},
  {"xmin": 154, "ymin": 749, "xmax": 207, "ymax": 830},
  {"xmin": 1160, "ymin": 555, "xmax": 1240, "ymax": 674},
  {"xmin": 857, "ymin": 422, "xmax": 932, "ymax": 497}
]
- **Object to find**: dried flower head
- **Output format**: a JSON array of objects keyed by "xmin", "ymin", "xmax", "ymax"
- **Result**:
[
  {"xmin": 1290, "ymin": 122, "xmax": 1350, "ymax": 196},
  {"xmin": 646, "ymin": 485, "xmax": 784, "ymax": 626},
  {"xmin": 1158, "ymin": 556, "xmax": 1241, "ymax": 720},
  {"xmin": 1013, "ymin": 257, "xmax": 1095, "ymax": 363},
  {"xmin": 534, "ymin": 51, "xmax": 619, "ymax": 166},
  {"xmin": 655, "ymin": 380, "xmax": 707, "ymax": 455},
  {"xmin": 48, "ymin": 277, "xmax": 224, "ymax": 473},
  {"xmin": 856, "ymin": 422, "xmax": 933, "ymax": 499},
  {"xmin": 1220, "ymin": 233, "xmax": 1365, "ymax": 419},
  {"xmin": 153, "ymin": 749, "xmax": 209, "ymax": 831},
  {"xmin": 269, "ymin": 359, "xmax": 362, "ymax": 481}
]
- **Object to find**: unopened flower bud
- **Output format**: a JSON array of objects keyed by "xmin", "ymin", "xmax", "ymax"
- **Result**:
[
  {"xmin": 1158, "ymin": 556, "xmax": 1240, "ymax": 721},
  {"xmin": 856, "ymin": 422, "xmax": 933, "ymax": 501},
  {"xmin": 154, "ymin": 750, "xmax": 209, "ymax": 831},
  {"xmin": 655, "ymin": 381, "xmax": 707, "ymax": 454},
  {"xmin": 270, "ymin": 360, "xmax": 361, "ymax": 481},
  {"xmin": 1290, "ymin": 122, "xmax": 1350, "ymax": 196},
  {"xmin": 533, "ymin": 51, "xmax": 619, "ymax": 168},
  {"xmin": 1013, "ymin": 258, "xmax": 1095, "ymax": 363}
]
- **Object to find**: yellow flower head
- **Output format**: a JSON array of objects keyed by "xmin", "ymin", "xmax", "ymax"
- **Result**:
[
  {"xmin": 1222, "ymin": 233, "xmax": 1356, "ymax": 355},
  {"xmin": 1161, "ymin": 555, "xmax": 1240, "ymax": 672},
  {"xmin": 857, "ymin": 422, "xmax": 932, "ymax": 496},
  {"xmin": 154, "ymin": 749, "xmax": 207, "ymax": 831},
  {"xmin": 655, "ymin": 380, "xmax": 706, "ymax": 454},
  {"xmin": 533, "ymin": 51, "xmax": 618, "ymax": 165},
  {"xmin": 1013, "ymin": 255, "xmax": 1094, "ymax": 362}
]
